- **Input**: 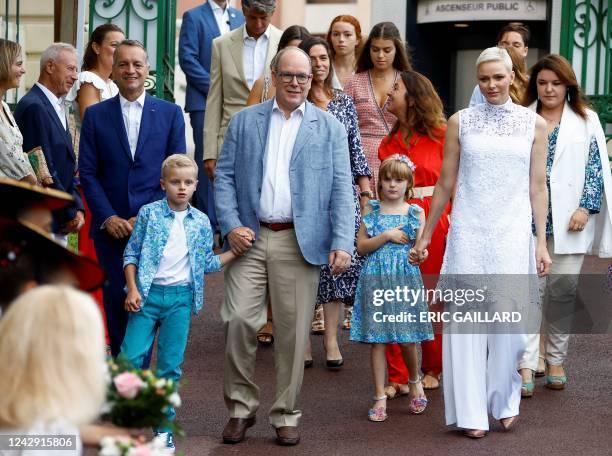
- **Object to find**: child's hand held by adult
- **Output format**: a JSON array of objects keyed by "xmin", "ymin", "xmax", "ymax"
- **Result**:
[{"xmin": 124, "ymin": 288, "xmax": 141, "ymax": 312}]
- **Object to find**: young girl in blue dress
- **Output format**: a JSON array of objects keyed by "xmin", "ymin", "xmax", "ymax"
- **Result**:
[{"xmin": 351, "ymin": 155, "xmax": 434, "ymax": 422}]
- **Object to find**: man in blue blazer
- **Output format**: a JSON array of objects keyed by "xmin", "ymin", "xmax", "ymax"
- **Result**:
[
  {"xmin": 178, "ymin": 1, "xmax": 243, "ymax": 228},
  {"xmin": 14, "ymin": 43, "xmax": 84, "ymax": 236},
  {"xmin": 215, "ymin": 47, "xmax": 354, "ymax": 446},
  {"xmin": 79, "ymin": 40, "xmax": 186, "ymax": 356}
]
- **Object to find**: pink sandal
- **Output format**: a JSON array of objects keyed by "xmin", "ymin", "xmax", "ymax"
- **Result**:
[
  {"xmin": 368, "ymin": 395, "xmax": 388, "ymax": 422},
  {"xmin": 408, "ymin": 376, "xmax": 428, "ymax": 414}
]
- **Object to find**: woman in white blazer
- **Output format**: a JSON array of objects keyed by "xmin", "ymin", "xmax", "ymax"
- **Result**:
[{"xmin": 519, "ymin": 54, "xmax": 612, "ymax": 396}]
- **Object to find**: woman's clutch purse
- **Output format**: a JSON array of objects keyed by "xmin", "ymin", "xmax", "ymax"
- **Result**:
[{"xmin": 27, "ymin": 146, "xmax": 54, "ymax": 186}]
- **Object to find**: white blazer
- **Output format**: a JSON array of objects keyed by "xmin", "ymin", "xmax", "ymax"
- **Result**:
[{"xmin": 531, "ymin": 102, "xmax": 612, "ymax": 257}]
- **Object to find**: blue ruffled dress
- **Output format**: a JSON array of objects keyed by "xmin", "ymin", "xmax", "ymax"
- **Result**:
[{"xmin": 350, "ymin": 201, "xmax": 434, "ymax": 344}]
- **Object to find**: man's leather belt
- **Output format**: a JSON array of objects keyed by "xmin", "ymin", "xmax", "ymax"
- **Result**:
[{"xmin": 260, "ymin": 221, "xmax": 294, "ymax": 231}]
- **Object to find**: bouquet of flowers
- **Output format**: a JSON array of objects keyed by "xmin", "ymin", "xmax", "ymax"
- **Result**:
[
  {"xmin": 103, "ymin": 357, "xmax": 182, "ymax": 433},
  {"xmin": 99, "ymin": 435, "xmax": 173, "ymax": 456}
]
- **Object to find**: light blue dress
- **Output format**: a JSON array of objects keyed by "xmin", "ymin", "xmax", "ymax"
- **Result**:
[{"xmin": 350, "ymin": 201, "xmax": 434, "ymax": 343}]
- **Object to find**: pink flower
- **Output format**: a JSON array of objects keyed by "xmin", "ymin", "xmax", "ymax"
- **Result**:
[{"xmin": 113, "ymin": 372, "xmax": 143, "ymax": 399}]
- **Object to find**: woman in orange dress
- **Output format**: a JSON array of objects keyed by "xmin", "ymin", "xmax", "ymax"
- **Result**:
[{"xmin": 378, "ymin": 70, "xmax": 451, "ymax": 394}]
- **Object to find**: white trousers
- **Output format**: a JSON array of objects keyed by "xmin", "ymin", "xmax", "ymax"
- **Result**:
[
  {"xmin": 520, "ymin": 237, "xmax": 584, "ymax": 370},
  {"xmin": 443, "ymin": 331, "xmax": 525, "ymax": 430}
]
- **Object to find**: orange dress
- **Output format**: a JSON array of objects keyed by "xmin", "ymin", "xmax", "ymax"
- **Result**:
[{"xmin": 378, "ymin": 128, "xmax": 451, "ymax": 380}]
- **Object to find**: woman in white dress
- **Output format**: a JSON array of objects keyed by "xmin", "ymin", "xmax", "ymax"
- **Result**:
[
  {"xmin": 412, "ymin": 47, "xmax": 552, "ymax": 437},
  {"xmin": 66, "ymin": 23, "xmax": 124, "ymax": 128}
]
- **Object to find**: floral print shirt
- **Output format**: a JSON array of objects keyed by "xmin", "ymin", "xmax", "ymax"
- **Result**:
[
  {"xmin": 123, "ymin": 198, "xmax": 221, "ymax": 314},
  {"xmin": 328, "ymin": 90, "xmax": 371, "ymax": 184},
  {"xmin": 542, "ymin": 125, "xmax": 604, "ymax": 237}
]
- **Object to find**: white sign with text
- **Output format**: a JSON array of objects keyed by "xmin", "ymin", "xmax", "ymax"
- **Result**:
[{"xmin": 417, "ymin": 0, "xmax": 547, "ymax": 23}]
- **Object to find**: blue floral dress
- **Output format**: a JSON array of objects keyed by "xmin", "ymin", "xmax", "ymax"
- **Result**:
[
  {"xmin": 316, "ymin": 90, "xmax": 371, "ymax": 305},
  {"xmin": 536, "ymin": 125, "xmax": 604, "ymax": 237},
  {"xmin": 350, "ymin": 201, "xmax": 434, "ymax": 343}
]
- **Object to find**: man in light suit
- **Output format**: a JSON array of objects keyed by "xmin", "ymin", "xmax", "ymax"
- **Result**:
[
  {"xmin": 215, "ymin": 47, "xmax": 354, "ymax": 446},
  {"xmin": 203, "ymin": 0, "xmax": 282, "ymax": 180},
  {"xmin": 178, "ymin": 1, "xmax": 244, "ymax": 227},
  {"xmin": 14, "ymin": 43, "xmax": 84, "ymax": 237},
  {"xmin": 79, "ymin": 40, "xmax": 186, "ymax": 356}
]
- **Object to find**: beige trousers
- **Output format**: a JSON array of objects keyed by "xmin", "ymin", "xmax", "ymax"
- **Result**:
[
  {"xmin": 221, "ymin": 227, "xmax": 319, "ymax": 427},
  {"xmin": 520, "ymin": 236, "xmax": 584, "ymax": 369}
]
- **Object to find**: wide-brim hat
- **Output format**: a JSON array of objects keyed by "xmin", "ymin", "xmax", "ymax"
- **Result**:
[
  {"xmin": 0, "ymin": 178, "xmax": 73, "ymax": 216},
  {"xmin": 0, "ymin": 217, "xmax": 105, "ymax": 292}
]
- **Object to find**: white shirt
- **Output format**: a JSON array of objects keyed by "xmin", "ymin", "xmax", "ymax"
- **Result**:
[
  {"xmin": 258, "ymin": 100, "xmax": 305, "ymax": 223},
  {"xmin": 35, "ymin": 82, "xmax": 67, "ymax": 130},
  {"xmin": 243, "ymin": 25, "xmax": 270, "ymax": 89},
  {"xmin": 153, "ymin": 210, "xmax": 192, "ymax": 285},
  {"xmin": 209, "ymin": 0, "xmax": 231, "ymax": 35},
  {"xmin": 119, "ymin": 91, "xmax": 146, "ymax": 159}
]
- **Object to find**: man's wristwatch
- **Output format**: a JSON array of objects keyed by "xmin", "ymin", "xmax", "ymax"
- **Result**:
[{"xmin": 360, "ymin": 190, "xmax": 374, "ymax": 198}]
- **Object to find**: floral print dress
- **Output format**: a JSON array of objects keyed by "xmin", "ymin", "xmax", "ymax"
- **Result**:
[{"xmin": 316, "ymin": 90, "xmax": 371, "ymax": 305}]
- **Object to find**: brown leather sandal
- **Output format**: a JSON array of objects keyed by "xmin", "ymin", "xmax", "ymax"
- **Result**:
[
  {"xmin": 311, "ymin": 304, "xmax": 325, "ymax": 334},
  {"xmin": 257, "ymin": 320, "xmax": 274, "ymax": 345}
]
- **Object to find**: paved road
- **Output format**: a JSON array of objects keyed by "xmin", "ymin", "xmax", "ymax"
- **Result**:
[{"xmin": 91, "ymin": 258, "xmax": 612, "ymax": 455}]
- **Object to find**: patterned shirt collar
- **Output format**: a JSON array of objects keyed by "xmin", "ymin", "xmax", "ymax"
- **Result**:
[{"xmin": 161, "ymin": 197, "xmax": 194, "ymax": 218}]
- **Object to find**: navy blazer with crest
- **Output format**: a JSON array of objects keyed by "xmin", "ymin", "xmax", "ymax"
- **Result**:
[
  {"xmin": 78, "ymin": 93, "xmax": 186, "ymax": 239},
  {"xmin": 14, "ymin": 83, "xmax": 83, "ymax": 228}
]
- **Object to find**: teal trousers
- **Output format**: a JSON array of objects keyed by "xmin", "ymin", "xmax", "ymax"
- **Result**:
[{"xmin": 120, "ymin": 283, "xmax": 193, "ymax": 432}]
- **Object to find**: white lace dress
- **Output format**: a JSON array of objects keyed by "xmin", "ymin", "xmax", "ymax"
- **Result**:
[
  {"xmin": 442, "ymin": 98, "xmax": 537, "ymax": 275},
  {"xmin": 441, "ymin": 98, "xmax": 537, "ymax": 431}
]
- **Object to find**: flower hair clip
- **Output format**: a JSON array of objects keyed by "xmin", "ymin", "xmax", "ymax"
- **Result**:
[{"xmin": 389, "ymin": 154, "xmax": 416, "ymax": 172}]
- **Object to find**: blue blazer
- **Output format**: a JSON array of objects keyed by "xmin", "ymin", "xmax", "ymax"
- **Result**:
[
  {"xmin": 214, "ymin": 100, "xmax": 355, "ymax": 265},
  {"xmin": 178, "ymin": 2, "xmax": 244, "ymax": 112},
  {"xmin": 14, "ymin": 84, "xmax": 83, "ymax": 227},
  {"xmin": 78, "ymin": 93, "xmax": 186, "ymax": 238}
]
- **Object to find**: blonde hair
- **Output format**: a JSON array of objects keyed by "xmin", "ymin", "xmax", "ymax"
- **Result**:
[
  {"xmin": 0, "ymin": 39, "xmax": 22, "ymax": 86},
  {"xmin": 0, "ymin": 286, "xmax": 107, "ymax": 428},
  {"xmin": 506, "ymin": 46, "xmax": 528, "ymax": 104},
  {"xmin": 476, "ymin": 46, "xmax": 512, "ymax": 73},
  {"xmin": 377, "ymin": 157, "xmax": 414, "ymax": 201},
  {"xmin": 161, "ymin": 154, "xmax": 198, "ymax": 178}
]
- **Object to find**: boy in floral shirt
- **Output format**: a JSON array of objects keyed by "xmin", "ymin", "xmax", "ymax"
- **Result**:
[{"xmin": 120, "ymin": 155, "xmax": 236, "ymax": 450}]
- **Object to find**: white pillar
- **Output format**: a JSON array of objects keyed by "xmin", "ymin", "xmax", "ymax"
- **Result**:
[
  {"xmin": 549, "ymin": 0, "xmax": 562, "ymax": 53},
  {"xmin": 76, "ymin": 0, "xmax": 86, "ymax": 65}
]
